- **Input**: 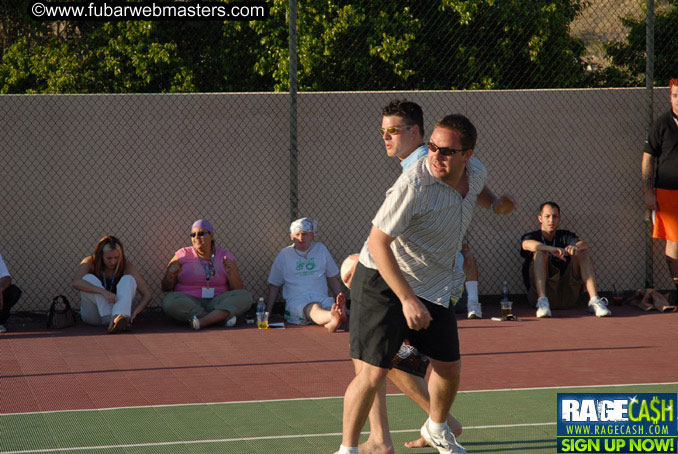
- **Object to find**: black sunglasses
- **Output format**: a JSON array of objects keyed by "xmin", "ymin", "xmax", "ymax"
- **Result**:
[
  {"xmin": 427, "ymin": 141, "xmax": 466, "ymax": 156},
  {"xmin": 190, "ymin": 231, "xmax": 210, "ymax": 238}
]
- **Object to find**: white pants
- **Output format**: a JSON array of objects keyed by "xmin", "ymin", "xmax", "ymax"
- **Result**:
[
  {"xmin": 284, "ymin": 292, "xmax": 334, "ymax": 325},
  {"xmin": 80, "ymin": 274, "xmax": 137, "ymax": 326}
]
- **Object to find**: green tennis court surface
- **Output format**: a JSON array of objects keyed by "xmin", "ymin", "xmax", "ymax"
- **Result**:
[{"xmin": 2, "ymin": 383, "xmax": 676, "ymax": 453}]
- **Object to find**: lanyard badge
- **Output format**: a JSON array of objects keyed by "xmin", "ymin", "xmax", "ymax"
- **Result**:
[{"xmin": 198, "ymin": 251, "xmax": 216, "ymax": 289}]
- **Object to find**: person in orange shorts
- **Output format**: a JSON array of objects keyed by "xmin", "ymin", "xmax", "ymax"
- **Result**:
[{"xmin": 643, "ymin": 78, "xmax": 678, "ymax": 299}]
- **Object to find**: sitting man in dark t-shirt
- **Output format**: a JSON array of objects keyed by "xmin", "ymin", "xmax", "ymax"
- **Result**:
[{"xmin": 520, "ymin": 202, "xmax": 611, "ymax": 318}]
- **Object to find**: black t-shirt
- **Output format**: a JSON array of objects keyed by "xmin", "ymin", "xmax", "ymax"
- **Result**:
[
  {"xmin": 98, "ymin": 273, "xmax": 119, "ymax": 294},
  {"xmin": 645, "ymin": 110, "xmax": 678, "ymax": 189},
  {"xmin": 519, "ymin": 229, "xmax": 579, "ymax": 290}
]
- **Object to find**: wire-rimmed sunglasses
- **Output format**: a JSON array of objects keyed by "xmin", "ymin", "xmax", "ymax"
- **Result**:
[{"xmin": 190, "ymin": 231, "xmax": 210, "ymax": 238}]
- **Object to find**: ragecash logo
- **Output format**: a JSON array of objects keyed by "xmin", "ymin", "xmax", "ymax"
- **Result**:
[{"xmin": 557, "ymin": 393, "xmax": 677, "ymax": 453}]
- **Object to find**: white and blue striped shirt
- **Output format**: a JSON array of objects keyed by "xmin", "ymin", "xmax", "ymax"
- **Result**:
[{"xmin": 359, "ymin": 156, "xmax": 487, "ymax": 307}]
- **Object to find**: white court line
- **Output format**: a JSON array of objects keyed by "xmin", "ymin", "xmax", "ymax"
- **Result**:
[
  {"xmin": 1, "ymin": 381, "xmax": 676, "ymax": 417},
  {"xmin": 0, "ymin": 422, "xmax": 557, "ymax": 454}
]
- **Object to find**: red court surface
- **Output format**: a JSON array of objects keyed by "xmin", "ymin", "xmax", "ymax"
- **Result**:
[{"xmin": 0, "ymin": 304, "xmax": 676, "ymax": 414}]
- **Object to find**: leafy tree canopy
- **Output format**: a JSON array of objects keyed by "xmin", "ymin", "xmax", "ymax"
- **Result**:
[
  {"xmin": 2, "ymin": 0, "xmax": 666, "ymax": 93},
  {"xmin": 602, "ymin": 0, "xmax": 678, "ymax": 86}
]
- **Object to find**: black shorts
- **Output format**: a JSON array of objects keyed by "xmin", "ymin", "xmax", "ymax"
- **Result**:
[{"xmin": 349, "ymin": 263, "xmax": 460, "ymax": 369}]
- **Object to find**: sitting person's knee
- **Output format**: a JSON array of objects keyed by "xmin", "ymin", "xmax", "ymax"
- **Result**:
[
  {"xmin": 118, "ymin": 274, "xmax": 136, "ymax": 285},
  {"xmin": 576, "ymin": 248, "xmax": 591, "ymax": 259},
  {"xmin": 161, "ymin": 293, "xmax": 183, "ymax": 313},
  {"xmin": 303, "ymin": 302, "xmax": 320, "ymax": 316},
  {"xmin": 533, "ymin": 250, "xmax": 548, "ymax": 262}
]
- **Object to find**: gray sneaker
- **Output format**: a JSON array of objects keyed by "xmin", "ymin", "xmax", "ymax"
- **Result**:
[
  {"xmin": 588, "ymin": 297, "xmax": 611, "ymax": 317},
  {"xmin": 0, "ymin": 325, "xmax": 6, "ymax": 334},
  {"xmin": 536, "ymin": 298, "xmax": 551, "ymax": 318},
  {"xmin": 466, "ymin": 300, "xmax": 482, "ymax": 319},
  {"xmin": 190, "ymin": 316, "xmax": 201, "ymax": 331},
  {"xmin": 420, "ymin": 420, "xmax": 466, "ymax": 454}
]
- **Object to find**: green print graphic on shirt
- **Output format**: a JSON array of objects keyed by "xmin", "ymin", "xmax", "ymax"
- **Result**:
[{"xmin": 295, "ymin": 258, "xmax": 316, "ymax": 276}]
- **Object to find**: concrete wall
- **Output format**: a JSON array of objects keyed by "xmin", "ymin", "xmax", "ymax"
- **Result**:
[{"xmin": 0, "ymin": 88, "xmax": 671, "ymax": 312}]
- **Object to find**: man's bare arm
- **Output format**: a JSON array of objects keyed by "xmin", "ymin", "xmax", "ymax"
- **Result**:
[
  {"xmin": 522, "ymin": 239, "xmax": 567, "ymax": 260},
  {"xmin": 477, "ymin": 186, "xmax": 518, "ymax": 214},
  {"xmin": 642, "ymin": 152, "xmax": 658, "ymax": 211}
]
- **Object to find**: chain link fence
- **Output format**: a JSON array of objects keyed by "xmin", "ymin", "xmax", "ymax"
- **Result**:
[{"xmin": 1, "ymin": 0, "xmax": 677, "ymax": 313}]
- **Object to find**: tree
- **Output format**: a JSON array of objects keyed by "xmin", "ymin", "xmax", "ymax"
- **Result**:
[
  {"xmin": 250, "ymin": 0, "xmax": 421, "ymax": 91},
  {"xmin": 253, "ymin": 0, "xmax": 589, "ymax": 91},
  {"xmin": 411, "ymin": 0, "xmax": 589, "ymax": 89},
  {"xmin": 603, "ymin": 0, "xmax": 678, "ymax": 86},
  {"xmin": 1, "ymin": 0, "xmax": 593, "ymax": 92},
  {"xmin": 0, "ymin": 3, "xmax": 272, "ymax": 93}
]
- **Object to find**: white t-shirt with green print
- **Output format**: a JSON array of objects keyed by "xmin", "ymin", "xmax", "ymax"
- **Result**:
[{"xmin": 267, "ymin": 242, "xmax": 340, "ymax": 301}]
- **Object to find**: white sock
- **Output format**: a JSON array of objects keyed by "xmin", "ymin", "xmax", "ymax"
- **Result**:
[
  {"xmin": 589, "ymin": 295, "xmax": 600, "ymax": 304},
  {"xmin": 337, "ymin": 446, "xmax": 358, "ymax": 454},
  {"xmin": 537, "ymin": 296, "xmax": 549, "ymax": 306},
  {"xmin": 427, "ymin": 417, "xmax": 448, "ymax": 434},
  {"xmin": 465, "ymin": 281, "xmax": 478, "ymax": 303}
]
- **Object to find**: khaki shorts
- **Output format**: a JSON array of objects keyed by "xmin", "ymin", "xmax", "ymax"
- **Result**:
[{"xmin": 528, "ymin": 259, "xmax": 585, "ymax": 309}]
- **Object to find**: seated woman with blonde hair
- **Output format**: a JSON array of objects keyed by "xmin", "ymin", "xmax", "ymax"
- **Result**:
[
  {"xmin": 161, "ymin": 220, "xmax": 254, "ymax": 330},
  {"xmin": 72, "ymin": 235, "xmax": 152, "ymax": 333}
]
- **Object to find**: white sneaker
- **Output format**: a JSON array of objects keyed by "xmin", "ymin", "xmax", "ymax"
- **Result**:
[
  {"xmin": 225, "ymin": 316, "xmax": 237, "ymax": 327},
  {"xmin": 588, "ymin": 297, "xmax": 611, "ymax": 317},
  {"xmin": 536, "ymin": 298, "xmax": 551, "ymax": 318},
  {"xmin": 420, "ymin": 420, "xmax": 466, "ymax": 454},
  {"xmin": 190, "ymin": 316, "xmax": 200, "ymax": 331},
  {"xmin": 0, "ymin": 325, "xmax": 6, "ymax": 333},
  {"xmin": 467, "ymin": 300, "xmax": 482, "ymax": 319}
]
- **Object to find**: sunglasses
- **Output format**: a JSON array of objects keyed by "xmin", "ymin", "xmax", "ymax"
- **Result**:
[
  {"xmin": 427, "ymin": 141, "xmax": 466, "ymax": 156},
  {"xmin": 190, "ymin": 231, "xmax": 210, "ymax": 238},
  {"xmin": 379, "ymin": 125, "xmax": 412, "ymax": 136}
]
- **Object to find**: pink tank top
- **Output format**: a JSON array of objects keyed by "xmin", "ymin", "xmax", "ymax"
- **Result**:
[{"xmin": 174, "ymin": 246, "xmax": 234, "ymax": 298}]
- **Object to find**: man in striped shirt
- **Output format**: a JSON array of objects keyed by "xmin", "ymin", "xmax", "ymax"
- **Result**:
[
  {"xmin": 357, "ymin": 100, "xmax": 517, "ymax": 454},
  {"xmin": 336, "ymin": 114, "xmax": 484, "ymax": 454}
]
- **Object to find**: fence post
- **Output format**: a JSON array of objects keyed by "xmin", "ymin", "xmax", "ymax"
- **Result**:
[
  {"xmin": 644, "ymin": 0, "xmax": 654, "ymax": 288},
  {"xmin": 289, "ymin": 0, "xmax": 298, "ymax": 222}
]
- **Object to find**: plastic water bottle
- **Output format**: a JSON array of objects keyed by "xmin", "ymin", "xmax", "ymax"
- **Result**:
[
  {"xmin": 500, "ymin": 281, "xmax": 511, "ymax": 319},
  {"xmin": 256, "ymin": 297, "xmax": 268, "ymax": 330}
]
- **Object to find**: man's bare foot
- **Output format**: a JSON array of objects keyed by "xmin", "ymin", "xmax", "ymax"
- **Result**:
[
  {"xmin": 336, "ymin": 292, "xmax": 348, "ymax": 322},
  {"xmin": 404, "ymin": 437, "xmax": 429, "ymax": 448},
  {"xmin": 448, "ymin": 414, "xmax": 462, "ymax": 436},
  {"xmin": 359, "ymin": 439, "xmax": 395, "ymax": 454},
  {"xmin": 324, "ymin": 303, "xmax": 342, "ymax": 333},
  {"xmin": 108, "ymin": 314, "xmax": 130, "ymax": 334}
]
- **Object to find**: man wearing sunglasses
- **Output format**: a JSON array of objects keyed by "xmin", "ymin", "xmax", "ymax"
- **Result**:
[
  {"xmin": 352, "ymin": 101, "xmax": 518, "ymax": 454},
  {"xmin": 337, "ymin": 114, "xmax": 487, "ymax": 454},
  {"xmin": 380, "ymin": 99, "xmax": 516, "ymax": 319}
]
